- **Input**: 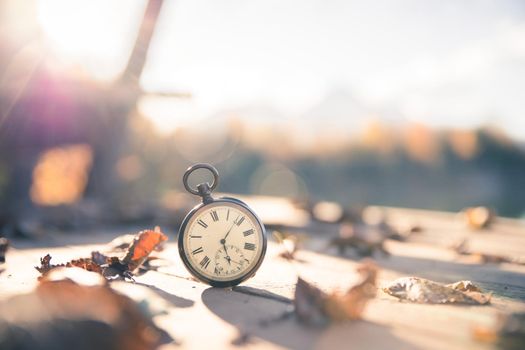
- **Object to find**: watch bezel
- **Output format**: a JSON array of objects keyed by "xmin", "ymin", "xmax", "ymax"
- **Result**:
[{"xmin": 178, "ymin": 196, "xmax": 267, "ymax": 288}]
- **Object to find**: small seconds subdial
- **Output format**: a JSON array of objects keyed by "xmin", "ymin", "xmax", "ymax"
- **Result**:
[{"xmin": 214, "ymin": 244, "xmax": 248, "ymax": 276}]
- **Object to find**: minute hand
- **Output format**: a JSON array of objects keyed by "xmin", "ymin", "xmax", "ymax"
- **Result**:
[{"xmin": 223, "ymin": 216, "xmax": 239, "ymax": 240}]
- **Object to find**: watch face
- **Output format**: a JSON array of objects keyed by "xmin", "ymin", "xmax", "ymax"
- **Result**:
[{"xmin": 179, "ymin": 199, "xmax": 266, "ymax": 286}]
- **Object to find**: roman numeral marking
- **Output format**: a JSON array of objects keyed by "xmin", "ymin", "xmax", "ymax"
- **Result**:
[
  {"xmin": 200, "ymin": 256, "xmax": 210, "ymax": 269},
  {"xmin": 235, "ymin": 216, "xmax": 245, "ymax": 226},
  {"xmin": 226, "ymin": 209, "xmax": 230, "ymax": 221},
  {"xmin": 243, "ymin": 229, "xmax": 254, "ymax": 237},
  {"xmin": 214, "ymin": 266, "xmax": 220, "ymax": 275},
  {"xmin": 190, "ymin": 235, "xmax": 202, "ymax": 238},
  {"xmin": 210, "ymin": 210, "xmax": 219, "ymax": 222},
  {"xmin": 244, "ymin": 243, "xmax": 256, "ymax": 251},
  {"xmin": 192, "ymin": 247, "xmax": 204, "ymax": 255},
  {"xmin": 197, "ymin": 219, "xmax": 208, "ymax": 228}
]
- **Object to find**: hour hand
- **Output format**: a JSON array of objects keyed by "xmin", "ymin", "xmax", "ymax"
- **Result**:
[{"xmin": 222, "ymin": 244, "xmax": 231, "ymax": 265}]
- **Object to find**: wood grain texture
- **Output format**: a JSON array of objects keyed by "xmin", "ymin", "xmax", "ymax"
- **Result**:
[{"xmin": 1, "ymin": 206, "xmax": 524, "ymax": 349}]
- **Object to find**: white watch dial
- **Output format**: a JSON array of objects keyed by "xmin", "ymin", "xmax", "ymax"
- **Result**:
[{"xmin": 182, "ymin": 202, "xmax": 264, "ymax": 282}]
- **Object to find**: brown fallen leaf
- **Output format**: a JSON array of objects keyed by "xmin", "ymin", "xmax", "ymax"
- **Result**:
[
  {"xmin": 329, "ymin": 223, "xmax": 389, "ymax": 257},
  {"xmin": 0, "ymin": 267, "xmax": 170, "ymax": 350},
  {"xmin": 324, "ymin": 261, "xmax": 378, "ymax": 321},
  {"xmin": 447, "ymin": 280, "xmax": 483, "ymax": 292},
  {"xmin": 389, "ymin": 224, "xmax": 424, "ymax": 241},
  {"xmin": 0, "ymin": 237, "xmax": 8, "ymax": 263},
  {"xmin": 278, "ymin": 236, "xmax": 299, "ymax": 260},
  {"xmin": 122, "ymin": 226, "xmax": 167, "ymax": 272},
  {"xmin": 91, "ymin": 250, "xmax": 110, "ymax": 265},
  {"xmin": 273, "ymin": 231, "xmax": 307, "ymax": 262},
  {"xmin": 231, "ymin": 331, "xmax": 254, "ymax": 346},
  {"xmin": 383, "ymin": 277, "xmax": 491, "ymax": 305},
  {"xmin": 294, "ymin": 277, "xmax": 329, "ymax": 326},
  {"xmin": 453, "ymin": 239, "xmax": 524, "ymax": 265},
  {"xmin": 463, "ymin": 206, "xmax": 495, "ymax": 230},
  {"xmin": 473, "ymin": 312, "xmax": 525, "ymax": 350},
  {"xmin": 294, "ymin": 260, "xmax": 378, "ymax": 325},
  {"xmin": 35, "ymin": 227, "xmax": 168, "ymax": 280},
  {"xmin": 35, "ymin": 254, "xmax": 104, "ymax": 280}
]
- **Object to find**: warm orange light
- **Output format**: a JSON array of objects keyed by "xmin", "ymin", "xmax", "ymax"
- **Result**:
[
  {"xmin": 359, "ymin": 120, "xmax": 396, "ymax": 155},
  {"xmin": 449, "ymin": 130, "xmax": 479, "ymax": 160},
  {"xmin": 403, "ymin": 123, "xmax": 441, "ymax": 164},
  {"xmin": 30, "ymin": 144, "xmax": 93, "ymax": 205}
]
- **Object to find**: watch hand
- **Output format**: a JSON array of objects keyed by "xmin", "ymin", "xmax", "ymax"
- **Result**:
[
  {"xmin": 220, "ymin": 216, "xmax": 239, "ymax": 247},
  {"xmin": 222, "ymin": 244, "xmax": 231, "ymax": 265},
  {"xmin": 223, "ymin": 217, "xmax": 238, "ymax": 240}
]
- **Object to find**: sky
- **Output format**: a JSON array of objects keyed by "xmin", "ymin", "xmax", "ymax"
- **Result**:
[{"xmin": 37, "ymin": 0, "xmax": 525, "ymax": 139}]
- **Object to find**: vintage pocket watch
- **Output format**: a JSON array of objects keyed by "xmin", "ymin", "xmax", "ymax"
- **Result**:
[{"xmin": 178, "ymin": 163, "xmax": 267, "ymax": 287}]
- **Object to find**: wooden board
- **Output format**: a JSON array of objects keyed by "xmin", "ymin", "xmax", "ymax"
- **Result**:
[{"xmin": 1, "ymin": 206, "xmax": 525, "ymax": 349}]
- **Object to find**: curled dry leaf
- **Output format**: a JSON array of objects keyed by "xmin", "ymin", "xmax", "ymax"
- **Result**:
[
  {"xmin": 0, "ymin": 267, "xmax": 170, "ymax": 350},
  {"xmin": 231, "ymin": 331, "xmax": 254, "ymax": 346},
  {"xmin": 463, "ymin": 206, "xmax": 494, "ymax": 230},
  {"xmin": 294, "ymin": 277, "xmax": 329, "ymax": 326},
  {"xmin": 91, "ymin": 251, "xmax": 110, "ymax": 265},
  {"xmin": 383, "ymin": 277, "xmax": 491, "ymax": 305},
  {"xmin": 453, "ymin": 239, "xmax": 524, "ymax": 265},
  {"xmin": 35, "ymin": 227, "xmax": 168, "ymax": 280},
  {"xmin": 35, "ymin": 254, "xmax": 103, "ymax": 279},
  {"xmin": 294, "ymin": 260, "xmax": 378, "ymax": 326},
  {"xmin": 329, "ymin": 223, "xmax": 389, "ymax": 257},
  {"xmin": 122, "ymin": 226, "xmax": 167, "ymax": 272},
  {"xmin": 447, "ymin": 280, "xmax": 482, "ymax": 292},
  {"xmin": 389, "ymin": 224, "xmax": 423, "ymax": 241},
  {"xmin": 0, "ymin": 237, "xmax": 9, "ymax": 263},
  {"xmin": 279, "ymin": 236, "xmax": 299, "ymax": 260}
]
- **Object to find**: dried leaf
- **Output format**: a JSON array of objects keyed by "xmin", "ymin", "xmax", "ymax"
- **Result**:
[
  {"xmin": 463, "ymin": 206, "xmax": 494, "ymax": 230},
  {"xmin": 294, "ymin": 277, "xmax": 330, "ymax": 326},
  {"xmin": 324, "ymin": 260, "xmax": 377, "ymax": 321},
  {"xmin": 453, "ymin": 239, "xmax": 524, "ymax": 265},
  {"xmin": 35, "ymin": 254, "xmax": 103, "ymax": 278},
  {"xmin": 231, "ymin": 331, "xmax": 254, "ymax": 346},
  {"xmin": 35, "ymin": 254, "xmax": 59, "ymax": 275},
  {"xmin": 447, "ymin": 280, "xmax": 482, "ymax": 292},
  {"xmin": 0, "ymin": 267, "xmax": 170, "ymax": 350},
  {"xmin": 122, "ymin": 226, "xmax": 167, "ymax": 272},
  {"xmin": 91, "ymin": 251, "xmax": 110, "ymax": 265},
  {"xmin": 383, "ymin": 277, "xmax": 491, "ymax": 305},
  {"xmin": 389, "ymin": 224, "xmax": 423, "ymax": 241},
  {"xmin": 35, "ymin": 227, "xmax": 168, "ymax": 281},
  {"xmin": 329, "ymin": 223, "xmax": 389, "ymax": 257},
  {"xmin": 0, "ymin": 238, "xmax": 8, "ymax": 263},
  {"xmin": 294, "ymin": 261, "xmax": 378, "ymax": 325},
  {"xmin": 278, "ymin": 236, "xmax": 299, "ymax": 260}
]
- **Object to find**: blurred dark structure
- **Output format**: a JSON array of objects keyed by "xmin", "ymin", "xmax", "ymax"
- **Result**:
[
  {"xmin": 1, "ymin": 0, "xmax": 525, "ymax": 237},
  {"xmin": 0, "ymin": 0, "xmax": 169, "ymax": 232}
]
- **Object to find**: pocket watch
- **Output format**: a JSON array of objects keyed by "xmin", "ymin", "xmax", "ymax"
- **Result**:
[{"xmin": 178, "ymin": 163, "xmax": 267, "ymax": 287}]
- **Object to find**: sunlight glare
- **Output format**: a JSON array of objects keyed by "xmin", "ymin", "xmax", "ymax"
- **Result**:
[{"xmin": 37, "ymin": 0, "xmax": 147, "ymax": 81}]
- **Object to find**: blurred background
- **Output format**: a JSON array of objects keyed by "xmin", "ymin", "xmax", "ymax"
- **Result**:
[{"xmin": 1, "ymin": 0, "xmax": 525, "ymax": 235}]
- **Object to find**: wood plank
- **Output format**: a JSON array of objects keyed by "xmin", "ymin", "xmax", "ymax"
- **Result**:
[{"xmin": 1, "ymin": 205, "xmax": 524, "ymax": 349}]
